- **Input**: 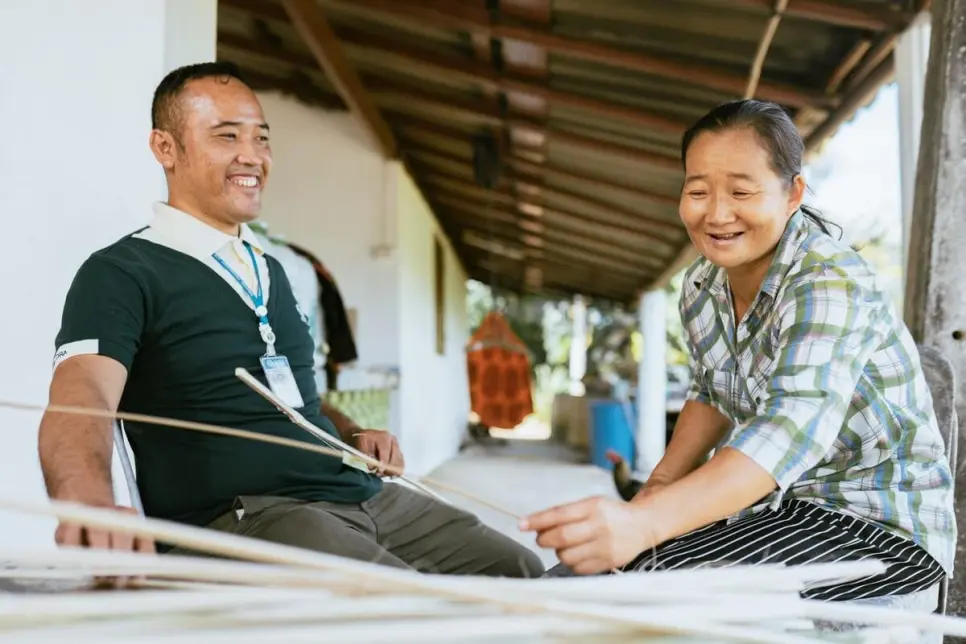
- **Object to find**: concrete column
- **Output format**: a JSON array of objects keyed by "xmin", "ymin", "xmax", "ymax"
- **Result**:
[
  {"xmin": 902, "ymin": 0, "xmax": 966, "ymax": 608},
  {"xmin": 0, "ymin": 0, "xmax": 216, "ymax": 550},
  {"xmin": 568, "ymin": 295, "xmax": 587, "ymax": 395},
  {"xmin": 636, "ymin": 289, "xmax": 667, "ymax": 475},
  {"xmin": 895, "ymin": 12, "xmax": 932, "ymax": 297}
]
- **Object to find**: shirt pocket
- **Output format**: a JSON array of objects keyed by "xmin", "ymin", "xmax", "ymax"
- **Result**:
[
  {"xmin": 743, "ymin": 352, "xmax": 777, "ymax": 411},
  {"xmin": 705, "ymin": 368, "xmax": 739, "ymax": 423}
]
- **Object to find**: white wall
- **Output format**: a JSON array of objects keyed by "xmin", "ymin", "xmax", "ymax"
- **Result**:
[
  {"xmin": 0, "ymin": 0, "xmax": 216, "ymax": 548},
  {"xmin": 255, "ymin": 93, "xmax": 402, "ymax": 382},
  {"xmin": 397, "ymin": 171, "xmax": 471, "ymax": 475},
  {"xmin": 254, "ymin": 92, "xmax": 469, "ymax": 475}
]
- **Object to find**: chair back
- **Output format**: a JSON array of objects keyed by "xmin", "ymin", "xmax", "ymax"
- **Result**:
[
  {"xmin": 112, "ymin": 420, "xmax": 144, "ymax": 516},
  {"xmin": 919, "ymin": 345, "xmax": 960, "ymax": 481},
  {"xmin": 917, "ymin": 344, "xmax": 959, "ymax": 616}
]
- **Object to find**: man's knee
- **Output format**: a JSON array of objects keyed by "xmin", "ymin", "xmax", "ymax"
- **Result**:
[
  {"xmin": 496, "ymin": 545, "xmax": 545, "ymax": 579},
  {"xmin": 469, "ymin": 526, "xmax": 546, "ymax": 578}
]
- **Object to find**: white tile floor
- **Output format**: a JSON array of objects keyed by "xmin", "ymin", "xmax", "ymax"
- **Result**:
[{"xmin": 424, "ymin": 440, "xmax": 619, "ymax": 568}]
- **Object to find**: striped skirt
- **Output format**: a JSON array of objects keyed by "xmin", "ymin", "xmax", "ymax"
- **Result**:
[{"xmin": 623, "ymin": 499, "xmax": 945, "ymax": 601}]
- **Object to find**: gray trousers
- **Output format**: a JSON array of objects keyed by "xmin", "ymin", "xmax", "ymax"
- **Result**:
[{"xmin": 174, "ymin": 482, "xmax": 544, "ymax": 578}]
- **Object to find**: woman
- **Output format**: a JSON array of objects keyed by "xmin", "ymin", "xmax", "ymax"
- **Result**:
[{"xmin": 521, "ymin": 99, "xmax": 955, "ymax": 602}]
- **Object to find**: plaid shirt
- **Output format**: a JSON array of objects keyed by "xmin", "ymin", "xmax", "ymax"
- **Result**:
[{"xmin": 680, "ymin": 210, "xmax": 956, "ymax": 573}]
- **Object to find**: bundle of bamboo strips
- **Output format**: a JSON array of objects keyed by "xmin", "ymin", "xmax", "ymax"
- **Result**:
[
  {"xmin": 0, "ymin": 498, "xmax": 962, "ymax": 643},
  {"xmin": 0, "ymin": 376, "xmax": 961, "ymax": 642}
]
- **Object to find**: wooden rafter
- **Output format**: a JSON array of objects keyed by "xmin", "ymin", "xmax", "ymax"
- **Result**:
[
  {"xmin": 215, "ymin": 0, "xmax": 918, "ymax": 302},
  {"xmin": 435, "ymin": 198, "xmax": 671, "ymax": 268},
  {"xmin": 415, "ymin": 156, "xmax": 681, "ymax": 240},
  {"xmin": 728, "ymin": 0, "xmax": 913, "ymax": 31},
  {"xmin": 500, "ymin": 0, "xmax": 552, "ymax": 292},
  {"xmin": 218, "ymin": 29, "xmax": 687, "ymax": 136},
  {"xmin": 447, "ymin": 214, "xmax": 657, "ymax": 278},
  {"xmin": 328, "ymin": 0, "xmax": 833, "ymax": 109},
  {"xmin": 407, "ymin": 145, "xmax": 680, "ymax": 235},
  {"xmin": 744, "ymin": 0, "xmax": 789, "ymax": 99},
  {"xmin": 432, "ymin": 193, "xmax": 677, "ymax": 258},
  {"xmin": 393, "ymin": 118, "xmax": 679, "ymax": 206},
  {"xmin": 421, "ymin": 173, "xmax": 682, "ymax": 249},
  {"xmin": 277, "ymin": 0, "xmax": 473, "ymax": 279},
  {"xmin": 279, "ymin": 0, "xmax": 397, "ymax": 157},
  {"xmin": 647, "ymin": 0, "xmax": 790, "ymax": 291},
  {"xmin": 215, "ymin": 35, "xmax": 683, "ymax": 170}
]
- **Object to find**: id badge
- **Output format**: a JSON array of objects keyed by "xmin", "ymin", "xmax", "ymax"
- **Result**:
[{"xmin": 260, "ymin": 355, "xmax": 306, "ymax": 409}]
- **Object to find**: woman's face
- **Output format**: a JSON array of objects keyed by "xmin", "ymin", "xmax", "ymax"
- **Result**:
[{"xmin": 679, "ymin": 127, "xmax": 804, "ymax": 270}]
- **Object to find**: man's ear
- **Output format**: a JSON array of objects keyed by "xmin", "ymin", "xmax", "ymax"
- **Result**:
[{"xmin": 149, "ymin": 129, "xmax": 177, "ymax": 171}]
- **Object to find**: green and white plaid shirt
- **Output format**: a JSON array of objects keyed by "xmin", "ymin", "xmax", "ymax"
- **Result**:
[{"xmin": 680, "ymin": 210, "xmax": 956, "ymax": 573}]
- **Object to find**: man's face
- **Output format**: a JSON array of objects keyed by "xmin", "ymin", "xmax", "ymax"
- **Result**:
[{"xmin": 153, "ymin": 76, "xmax": 272, "ymax": 231}]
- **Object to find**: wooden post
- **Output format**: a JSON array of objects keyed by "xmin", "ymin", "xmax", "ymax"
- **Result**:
[
  {"xmin": 903, "ymin": 0, "xmax": 966, "ymax": 424},
  {"xmin": 902, "ymin": 0, "xmax": 966, "ymax": 615}
]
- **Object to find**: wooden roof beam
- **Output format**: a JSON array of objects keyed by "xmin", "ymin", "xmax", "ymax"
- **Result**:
[
  {"xmin": 218, "ymin": 35, "xmax": 683, "ymax": 171},
  {"xmin": 433, "ymin": 193, "xmax": 676, "ymax": 261},
  {"xmin": 280, "ymin": 0, "xmax": 397, "ymax": 157},
  {"xmin": 366, "ymin": 79, "xmax": 682, "ymax": 170},
  {"xmin": 446, "ymin": 215, "xmax": 656, "ymax": 279},
  {"xmin": 728, "ymin": 0, "xmax": 914, "ymax": 31},
  {"xmin": 394, "ymin": 117, "xmax": 680, "ymax": 207},
  {"xmin": 330, "ymin": 0, "xmax": 834, "ymax": 109},
  {"xmin": 422, "ymin": 174, "xmax": 680, "ymax": 252},
  {"xmin": 391, "ymin": 117, "xmax": 681, "ymax": 206},
  {"xmin": 217, "ymin": 29, "xmax": 686, "ymax": 141},
  {"xmin": 437, "ymin": 200, "xmax": 668, "ymax": 270},
  {"xmin": 416, "ymin": 157, "xmax": 681, "ymax": 241},
  {"xmin": 649, "ymin": 0, "xmax": 790, "ymax": 291},
  {"xmin": 407, "ymin": 144, "xmax": 681, "ymax": 236}
]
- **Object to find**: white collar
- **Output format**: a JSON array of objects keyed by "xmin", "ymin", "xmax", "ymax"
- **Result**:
[{"xmin": 149, "ymin": 202, "xmax": 265, "ymax": 260}]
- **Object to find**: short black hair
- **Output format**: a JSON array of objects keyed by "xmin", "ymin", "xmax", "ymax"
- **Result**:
[{"xmin": 151, "ymin": 61, "xmax": 247, "ymax": 136}]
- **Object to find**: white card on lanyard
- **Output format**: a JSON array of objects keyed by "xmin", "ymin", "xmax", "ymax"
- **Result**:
[
  {"xmin": 213, "ymin": 241, "xmax": 306, "ymax": 410},
  {"xmin": 260, "ymin": 355, "xmax": 306, "ymax": 409}
]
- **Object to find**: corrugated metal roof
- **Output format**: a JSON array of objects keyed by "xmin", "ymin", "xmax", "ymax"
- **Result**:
[{"xmin": 216, "ymin": 0, "xmax": 921, "ymax": 302}]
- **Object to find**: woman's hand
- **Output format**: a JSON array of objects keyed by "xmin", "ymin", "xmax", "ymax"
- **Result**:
[{"xmin": 519, "ymin": 496, "xmax": 657, "ymax": 575}]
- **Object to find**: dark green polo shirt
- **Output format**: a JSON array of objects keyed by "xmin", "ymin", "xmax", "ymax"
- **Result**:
[{"xmin": 55, "ymin": 231, "xmax": 382, "ymax": 529}]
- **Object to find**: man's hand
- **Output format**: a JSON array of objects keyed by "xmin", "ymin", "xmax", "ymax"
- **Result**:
[
  {"xmin": 519, "ymin": 496, "xmax": 656, "ymax": 575},
  {"xmin": 353, "ymin": 430, "xmax": 404, "ymax": 475},
  {"xmin": 55, "ymin": 504, "xmax": 155, "ymax": 588}
]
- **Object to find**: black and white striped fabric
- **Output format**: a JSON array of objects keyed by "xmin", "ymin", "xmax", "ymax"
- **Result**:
[{"xmin": 625, "ymin": 499, "xmax": 945, "ymax": 601}]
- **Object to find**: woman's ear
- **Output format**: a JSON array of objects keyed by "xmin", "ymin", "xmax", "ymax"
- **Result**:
[{"xmin": 788, "ymin": 174, "xmax": 806, "ymax": 216}]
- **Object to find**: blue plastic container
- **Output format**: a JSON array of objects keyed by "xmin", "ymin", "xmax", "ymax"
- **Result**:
[{"xmin": 589, "ymin": 399, "xmax": 636, "ymax": 471}]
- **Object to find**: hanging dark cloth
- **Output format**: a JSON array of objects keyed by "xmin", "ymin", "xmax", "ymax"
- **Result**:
[{"xmin": 287, "ymin": 243, "xmax": 358, "ymax": 390}]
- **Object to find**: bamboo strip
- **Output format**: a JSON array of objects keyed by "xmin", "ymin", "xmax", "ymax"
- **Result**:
[
  {"xmin": 0, "ymin": 498, "xmax": 847, "ymax": 644},
  {"xmin": 2, "ymin": 553, "xmax": 952, "ymax": 642},
  {"xmin": 234, "ymin": 368, "xmax": 449, "ymax": 504},
  {"xmin": 0, "ymin": 398, "xmax": 520, "ymax": 518},
  {"xmin": 0, "ymin": 549, "xmax": 888, "ymax": 602},
  {"xmin": 744, "ymin": 0, "xmax": 790, "ymax": 99},
  {"xmin": 0, "ymin": 614, "xmax": 619, "ymax": 644}
]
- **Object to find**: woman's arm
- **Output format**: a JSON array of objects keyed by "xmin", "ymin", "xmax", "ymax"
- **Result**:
[
  {"xmin": 635, "ymin": 399, "xmax": 733, "ymax": 495},
  {"xmin": 633, "ymin": 447, "xmax": 777, "ymax": 545},
  {"xmin": 522, "ymin": 273, "xmax": 883, "ymax": 574}
]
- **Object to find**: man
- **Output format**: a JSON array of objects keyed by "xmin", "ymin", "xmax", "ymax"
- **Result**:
[{"xmin": 38, "ymin": 61, "xmax": 543, "ymax": 578}]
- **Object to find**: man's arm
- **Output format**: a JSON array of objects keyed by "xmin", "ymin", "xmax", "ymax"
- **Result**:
[
  {"xmin": 320, "ymin": 400, "xmax": 361, "ymax": 443},
  {"xmin": 40, "ymin": 254, "xmax": 153, "ymax": 556},
  {"xmin": 320, "ymin": 399, "xmax": 404, "ymax": 473},
  {"xmin": 38, "ymin": 355, "xmax": 127, "ymax": 505}
]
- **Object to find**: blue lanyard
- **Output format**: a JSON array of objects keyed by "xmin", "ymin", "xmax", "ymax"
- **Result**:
[{"xmin": 213, "ymin": 241, "xmax": 276, "ymax": 353}]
